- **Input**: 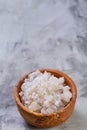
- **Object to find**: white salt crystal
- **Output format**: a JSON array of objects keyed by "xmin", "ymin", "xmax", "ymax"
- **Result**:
[
  {"xmin": 61, "ymin": 91, "xmax": 72, "ymax": 102},
  {"xmin": 46, "ymin": 108, "xmax": 54, "ymax": 114},
  {"xmin": 55, "ymin": 100, "xmax": 61, "ymax": 107},
  {"xmin": 58, "ymin": 77, "xmax": 64, "ymax": 84},
  {"xmin": 41, "ymin": 108, "xmax": 47, "ymax": 114},
  {"xmin": 28, "ymin": 102, "xmax": 41, "ymax": 112},
  {"xmin": 19, "ymin": 70, "xmax": 72, "ymax": 114}
]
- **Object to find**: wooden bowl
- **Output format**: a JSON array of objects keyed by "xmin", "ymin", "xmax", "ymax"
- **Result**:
[{"xmin": 14, "ymin": 69, "xmax": 77, "ymax": 128}]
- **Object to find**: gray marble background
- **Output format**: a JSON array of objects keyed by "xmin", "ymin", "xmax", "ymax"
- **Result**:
[{"xmin": 0, "ymin": 0, "xmax": 87, "ymax": 130}]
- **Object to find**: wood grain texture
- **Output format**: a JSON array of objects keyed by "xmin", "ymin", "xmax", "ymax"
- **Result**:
[{"xmin": 14, "ymin": 69, "xmax": 77, "ymax": 128}]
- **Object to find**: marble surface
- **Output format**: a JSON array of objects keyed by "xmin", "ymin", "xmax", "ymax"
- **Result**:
[{"xmin": 0, "ymin": 0, "xmax": 87, "ymax": 129}]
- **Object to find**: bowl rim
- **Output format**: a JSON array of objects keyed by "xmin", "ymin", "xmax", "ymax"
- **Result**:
[{"xmin": 14, "ymin": 69, "xmax": 77, "ymax": 117}]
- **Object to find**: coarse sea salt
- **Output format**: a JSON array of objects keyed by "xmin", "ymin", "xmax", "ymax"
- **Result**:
[{"xmin": 19, "ymin": 70, "xmax": 72, "ymax": 114}]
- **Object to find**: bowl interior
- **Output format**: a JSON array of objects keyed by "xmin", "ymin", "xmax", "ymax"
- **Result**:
[{"xmin": 15, "ymin": 69, "xmax": 77, "ymax": 116}]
